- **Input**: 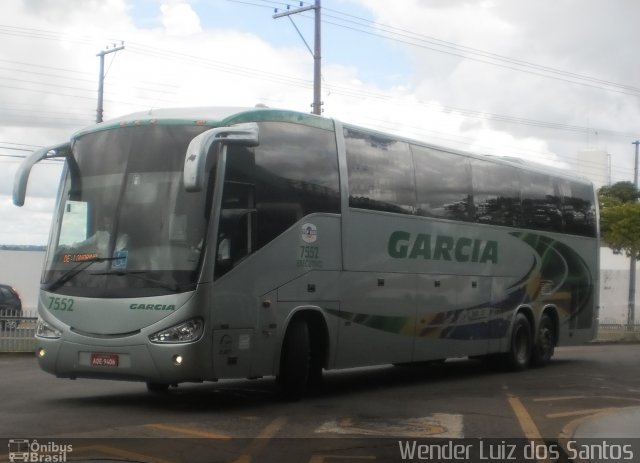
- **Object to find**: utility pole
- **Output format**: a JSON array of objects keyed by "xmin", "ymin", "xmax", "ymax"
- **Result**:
[
  {"xmin": 630, "ymin": 140, "xmax": 640, "ymax": 330},
  {"xmin": 273, "ymin": 1, "xmax": 322, "ymax": 115},
  {"xmin": 96, "ymin": 42, "xmax": 125, "ymax": 123}
]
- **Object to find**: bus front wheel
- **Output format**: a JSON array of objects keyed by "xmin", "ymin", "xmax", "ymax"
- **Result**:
[
  {"xmin": 505, "ymin": 313, "xmax": 532, "ymax": 371},
  {"xmin": 277, "ymin": 318, "xmax": 310, "ymax": 400}
]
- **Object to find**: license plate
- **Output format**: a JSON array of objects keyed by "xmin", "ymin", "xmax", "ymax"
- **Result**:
[{"xmin": 90, "ymin": 353, "xmax": 119, "ymax": 367}]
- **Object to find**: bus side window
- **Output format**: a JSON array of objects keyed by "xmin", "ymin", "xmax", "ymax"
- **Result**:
[
  {"xmin": 471, "ymin": 160, "xmax": 522, "ymax": 227},
  {"xmin": 562, "ymin": 180, "xmax": 597, "ymax": 237},
  {"xmin": 345, "ymin": 128, "xmax": 416, "ymax": 215},
  {"xmin": 215, "ymin": 181, "xmax": 256, "ymax": 278},
  {"xmin": 216, "ymin": 122, "xmax": 340, "ymax": 279},
  {"xmin": 520, "ymin": 172, "xmax": 563, "ymax": 233},
  {"xmin": 412, "ymin": 146, "xmax": 473, "ymax": 222}
]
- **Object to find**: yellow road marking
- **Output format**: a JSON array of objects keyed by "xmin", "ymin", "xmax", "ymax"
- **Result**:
[
  {"xmin": 145, "ymin": 422, "xmax": 231, "ymax": 439},
  {"xmin": 534, "ymin": 395, "xmax": 640, "ymax": 403},
  {"xmin": 231, "ymin": 416, "xmax": 287, "ymax": 463},
  {"xmin": 546, "ymin": 407, "xmax": 618, "ymax": 419},
  {"xmin": 507, "ymin": 394, "xmax": 550, "ymax": 463},
  {"xmin": 533, "ymin": 395, "xmax": 588, "ymax": 402},
  {"xmin": 507, "ymin": 395, "xmax": 543, "ymax": 440}
]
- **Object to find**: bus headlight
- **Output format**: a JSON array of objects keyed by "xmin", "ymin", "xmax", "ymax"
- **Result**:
[
  {"xmin": 149, "ymin": 318, "xmax": 204, "ymax": 344},
  {"xmin": 35, "ymin": 318, "xmax": 62, "ymax": 339}
]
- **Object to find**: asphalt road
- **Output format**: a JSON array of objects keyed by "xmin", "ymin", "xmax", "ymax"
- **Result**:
[{"xmin": 1, "ymin": 344, "xmax": 639, "ymax": 462}]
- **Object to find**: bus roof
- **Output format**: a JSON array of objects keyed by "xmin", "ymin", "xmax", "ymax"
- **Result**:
[
  {"xmin": 72, "ymin": 106, "xmax": 333, "ymax": 138},
  {"xmin": 72, "ymin": 106, "xmax": 591, "ymax": 185}
]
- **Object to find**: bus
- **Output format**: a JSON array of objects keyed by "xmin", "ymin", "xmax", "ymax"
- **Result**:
[{"xmin": 13, "ymin": 107, "xmax": 598, "ymax": 397}]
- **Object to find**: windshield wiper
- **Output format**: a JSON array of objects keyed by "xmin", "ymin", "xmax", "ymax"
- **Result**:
[
  {"xmin": 45, "ymin": 256, "xmax": 125, "ymax": 292},
  {"xmin": 88, "ymin": 270, "xmax": 181, "ymax": 292}
]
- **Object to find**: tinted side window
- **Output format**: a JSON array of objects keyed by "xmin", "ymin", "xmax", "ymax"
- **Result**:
[
  {"xmin": 222, "ymin": 122, "xmax": 340, "ymax": 263},
  {"xmin": 345, "ymin": 127, "xmax": 415, "ymax": 214},
  {"xmin": 471, "ymin": 160, "xmax": 522, "ymax": 227},
  {"xmin": 520, "ymin": 172, "xmax": 563, "ymax": 233},
  {"xmin": 412, "ymin": 146, "xmax": 473, "ymax": 221},
  {"xmin": 562, "ymin": 181, "xmax": 597, "ymax": 237}
]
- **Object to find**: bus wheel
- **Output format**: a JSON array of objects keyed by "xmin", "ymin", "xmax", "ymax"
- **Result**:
[
  {"xmin": 532, "ymin": 314, "xmax": 555, "ymax": 367},
  {"xmin": 146, "ymin": 382, "xmax": 170, "ymax": 393},
  {"xmin": 505, "ymin": 313, "xmax": 532, "ymax": 371},
  {"xmin": 277, "ymin": 318, "xmax": 310, "ymax": 400}
]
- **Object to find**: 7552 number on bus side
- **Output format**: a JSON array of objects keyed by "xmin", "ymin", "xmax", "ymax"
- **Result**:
[
  {"xmin": 299, "ymin": 246, "xmax": 319, "ymax": 259},
  {"xmin": 48, "ymin": 297, "xmax": 74, "ymax": 311}
]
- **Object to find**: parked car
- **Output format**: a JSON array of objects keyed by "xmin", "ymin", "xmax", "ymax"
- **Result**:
[{"xmin": 0, "ymin": 284, "xmax": 22, "ymax": 330}]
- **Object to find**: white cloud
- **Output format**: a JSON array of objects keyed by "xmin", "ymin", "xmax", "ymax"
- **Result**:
[
  {"xmin": 160, "ymin": 0, "xmax": 202, "ymax": 35},
  {"xmin": 1, "ymin": 0, "xmax": 639, "ymax": 243}
]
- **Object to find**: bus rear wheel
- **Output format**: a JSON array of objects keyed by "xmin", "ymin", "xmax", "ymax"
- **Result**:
[
  {"xmin": 277, "ymin": 318, "xmax": 310, "ymax": 400},
  {"xmin": 532, "ymin": 314, "xmax": 555, "ymax": 367},
  {"xmin": 505, "ymin": 313, "xmax": 532, "ymax": 371}
]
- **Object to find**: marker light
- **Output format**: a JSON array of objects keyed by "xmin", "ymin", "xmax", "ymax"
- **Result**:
[
  {"xmin": 37, "ymin": 348, "xmax": 46, "ymax": 358},
  {"xmin": 149, "ymin": 318, "xmax": 204, "ymax": 344},
  {"xmin": 173, "ymin": 355, "xmax": 184, "ymax": 366},
  {"xmin": 35, "ymin": 318, "xmax": 62, "ymax": 339}
]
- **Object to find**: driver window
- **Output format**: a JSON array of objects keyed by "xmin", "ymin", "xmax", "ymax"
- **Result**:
[{"xmin": 215, "ymin": 181, "xmax": 256, "ymax": 278}]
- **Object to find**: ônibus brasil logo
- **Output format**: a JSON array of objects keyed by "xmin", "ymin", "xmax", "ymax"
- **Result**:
[{"xmin": 8, "ymin": 439, "xmax": 72, "ymax": 463}]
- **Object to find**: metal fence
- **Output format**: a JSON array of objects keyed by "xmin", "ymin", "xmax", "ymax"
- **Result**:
[
  {"xmin": 0, "ymin": 310, "xmax": 37, "ymax": 352},
  {"xmin": 596, "ymin": 320, "xmax": 640, "ymax": 342},
  {"xmin": 598, "ymin": 322, "xmax": 640, "ymax": 331}
]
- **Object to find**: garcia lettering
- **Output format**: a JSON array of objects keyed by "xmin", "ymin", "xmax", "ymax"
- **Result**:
[
  {"xmin": 388, "ymin": 231, "xmax": 498, "ymax": 264},
  {"xmin": 129, "ymin": 303, "xmax": 176, "ymax": 311}
]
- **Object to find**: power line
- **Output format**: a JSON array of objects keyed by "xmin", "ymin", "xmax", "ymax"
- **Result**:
[
  {"xmin": 0, "ymin": 141, "xmax": 44, "ymax": 148},
  {"xmin": 124, "ymin": 38, "xmax": 640, "ymax": 140},
  {"xmin": 247, "ymin": 1, "xmax": 640, "ymax": 96},
  {"xmin": 0, "ymin": 22, "xmax": 637, "ymax": 145}
]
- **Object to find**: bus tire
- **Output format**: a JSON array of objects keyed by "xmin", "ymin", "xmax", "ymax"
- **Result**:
[
  {"xmin": 532, "ymin": 314, "xmax": 555, "ymax": 367},
  {"xmin": 277, "ymin": 318, "xmax": 310, "ymax": 400},
  {"xmin": 505, "ymin": 313, "xmax": 532, "ymax": 371},
  {"xmin": 146, "ymin": 382, "xmax": 170, "ymax": 393}
]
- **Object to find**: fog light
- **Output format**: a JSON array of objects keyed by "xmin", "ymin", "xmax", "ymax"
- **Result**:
[
  {"xmin": 37, "ymin": 348, "xmax": 46, "ymax": 358},
  {"xmin": 173, "ymin": 355, "xmax": 183, "ymax": 366}
]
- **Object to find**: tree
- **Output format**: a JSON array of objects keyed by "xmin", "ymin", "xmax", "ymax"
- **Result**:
[
  {"xmin": 598, "ymin": 181, "xmax": 640, "ymax": 330},
  {"xmin": 598, "ymin": 181, "xmax": 639, "ymax": 209},
  {"xmin": 598, "ymin": 181, "xmax": 640, "ymax": 255},
  {"xmin": 600, "ymin": 202, "xmax": 640, "ymax": 257}
]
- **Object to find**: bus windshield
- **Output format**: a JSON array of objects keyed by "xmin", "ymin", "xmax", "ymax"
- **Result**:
[{"xmin": 43, "ymin": 124, "xmax": 214, "ymax": 298}]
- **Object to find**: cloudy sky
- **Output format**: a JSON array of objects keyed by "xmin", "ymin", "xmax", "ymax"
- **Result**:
[{"xmin": 1, "ymin": 0, "xmax": 639, "ymax": 245}]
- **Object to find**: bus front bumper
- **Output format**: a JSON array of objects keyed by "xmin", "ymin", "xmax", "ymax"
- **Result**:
[{"xmin": 35, "ymin": 337, "xmax": 211, "ymax": 384}]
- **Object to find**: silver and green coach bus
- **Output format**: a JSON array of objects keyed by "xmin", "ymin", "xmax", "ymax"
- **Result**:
[{"xmin": 13, "ymin": 107, "xmax": 598, "ymax": 397}]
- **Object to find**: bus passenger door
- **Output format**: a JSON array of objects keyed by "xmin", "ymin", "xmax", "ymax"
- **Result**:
[{"xmin": 215, "ymin": 181, "xmax": 256, "ymax": 279}]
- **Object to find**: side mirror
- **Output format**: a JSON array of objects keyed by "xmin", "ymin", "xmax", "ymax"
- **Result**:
[
  {"xmin": 13, "ymin": 142, "xmax": 71, "ymax": 207},
  {"xmin": 183, "ymin": 123, "xmax": 259, "ymax": 192}
]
